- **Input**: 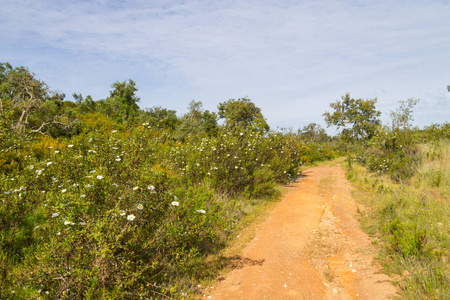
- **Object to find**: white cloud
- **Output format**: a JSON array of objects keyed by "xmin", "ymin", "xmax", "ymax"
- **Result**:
[{"xmin": 1, "ymin": 0, "xmax": 449, "ymax": 130}]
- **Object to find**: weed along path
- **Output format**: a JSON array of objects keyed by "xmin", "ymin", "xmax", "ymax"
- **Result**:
[{"xmin": 205, "ymin": 162, "xmax": 397, "ymax": 299}]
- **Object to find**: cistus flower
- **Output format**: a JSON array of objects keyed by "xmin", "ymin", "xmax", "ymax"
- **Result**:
[
  {"xmin": 137, "ymin": 203, "xmax": 144, "ymax": 210},
  {"xmin": 171, "ymin": 201, "xmax": 179, "ymax": 207},
  {"xmin": 127, "ymin": 214, "xmax": 135, "ymax": 221}
]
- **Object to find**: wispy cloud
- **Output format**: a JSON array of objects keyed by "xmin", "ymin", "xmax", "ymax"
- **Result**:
[{"xmin": 1, "ymin": 0, "xmax": 449, "ymax": 129}]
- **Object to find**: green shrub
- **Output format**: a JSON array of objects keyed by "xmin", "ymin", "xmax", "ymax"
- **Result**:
[
  {"xmin": 361, "ymin": 127, "xmax": 421, "ymax": 181},
  {"xmin": 1, "ymin": 123, "xmax": 324, "ymax": 298}
]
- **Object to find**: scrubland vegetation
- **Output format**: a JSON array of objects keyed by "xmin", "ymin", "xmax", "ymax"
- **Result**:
[
  {"xmin": 347, "ymin": 124, "xmax": 450, "ymax": 300},
  {"xmin": 0, "ymin": 63, "xmax": 338, "ymax": 299},
  {"xmin": 1, "ymin": 62, "xmax": 448, "ymax": 299}
]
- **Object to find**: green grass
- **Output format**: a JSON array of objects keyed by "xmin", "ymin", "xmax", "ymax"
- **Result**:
[{"xmin": 347, "ymin": 138, "xmax": 450, "ymax": 299}]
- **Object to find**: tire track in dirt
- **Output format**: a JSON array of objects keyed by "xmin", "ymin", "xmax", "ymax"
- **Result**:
[{"xmin": 205, "ymin": 163, "xmax": 397, "ymax": 299}]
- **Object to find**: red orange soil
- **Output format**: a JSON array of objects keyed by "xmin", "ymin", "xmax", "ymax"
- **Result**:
[{"xmin": 204, "ymin": 163, "xmax": 397, "ymax": 299}]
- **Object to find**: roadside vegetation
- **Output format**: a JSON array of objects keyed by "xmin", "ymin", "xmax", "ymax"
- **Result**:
[
  {"xmin": 346, "ymin": 125, "xmax": 450, "ymax": 300},
  {"xmin": 325, "ymin": 94, "xmax": 450, "ymax": 300},
  {"xmin": 1, "ymin": 62, "xmax": 448, "ymax": 299},
  {"xmin": 0, "ymin": 63, "xmax": 338, "ymax": 299}
]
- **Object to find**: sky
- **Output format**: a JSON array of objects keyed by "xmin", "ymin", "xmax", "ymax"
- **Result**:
[{"xmin": 1, "ymin": 0, "xmax": 449, "ymax": 132}]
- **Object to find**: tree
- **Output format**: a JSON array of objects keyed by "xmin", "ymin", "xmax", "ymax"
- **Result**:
[
  {"xmin": 73, "ymin": 93, "xmax": 96, "ymax": 114},
  {"xmin": 106, "ymin": 79, "xmax": 140, "ymax": 122},
  {"xmin": 144, "ymin": 106, "xmax": 179, "ymax": 130},
  {"xmin": 299, "ymin": 123, "xmax": 330, "ymax": 143},
  {"xmin": 0, "ymin": 62, "xmax": 76, "ymax": 136},
  {"xmin": 217, "ymin": 97, "xmax": 269, "ymax": 132},
  {"xmin": 0, "ymin": 63, "xmax": 49, "ymax": 133},
  {"xmin": 178, "ymin": 100, "xmax": 218, "ymax": 138},
  {"xmin": 323, "ymin": 94, "xmax": 381, "ymax": 141},
  {"xmin": 390, "ymin": 98, "xmax": 419, "ymax": 144}
]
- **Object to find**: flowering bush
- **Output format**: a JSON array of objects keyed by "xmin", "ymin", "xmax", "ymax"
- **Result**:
[
  {"xmin": 0, "ymin": 123, "xmax": 322, "ymax": 298},
  {"xmin": 358, "ymin": 127, "xmax": 421, "ymax": 181}
]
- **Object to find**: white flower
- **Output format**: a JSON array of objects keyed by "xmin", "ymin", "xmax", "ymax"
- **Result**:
[
  {"xmin": 64, "ymin": 221, "xmax": 75, "ymax": 225},
  {"xmin": 171, "ymin": 201, "xmax": 179, "ymax": 207},
  {"xmin": 111, "ymin": 130, "xmax": 117, "ymax": 133},
  {"xmin": 56, "ymin": 232, "xmax": 61, "ymax": 236},
  {"xmin": 127, "ymin": 214, "xmax": 135, "ymax": 221},
  {"xmin": 80, "ymin": 194, "xmax": 86, "ymax": 198},
  {"xmin": 133, "ymin": 186, "xmax": 139, "ymax": 190},
  {"xmin": 115, "ymin": 158, "xmax": 121, "ymax": 161},
  {"xmin": 46, "ymin": 162, "xmax": 52, "ymax": 166},
  {"xmin": 51, "ymin": 212, "xmax": 60, "ymax": 218},
  {"xmin": 196, "ymin": 209, "xmax": 206, "ymax": 214},
  {"xmin": 137, "ymin": 203, "xmax": 144, "ymax": 210},
  {"xmin": 54, "ymin": 150, "xmax": 60, "ymax": 154},
  {"xmin": 34, "ymin": 226, "xmax": 40, "ymax": 230},
  {"xmin": 147, "ymin": 185, "xmax": 155, "ymax": 190},
  {"xmin": 61, "ymin": 189, "xmax": 67, "ymax": 193},
  {"xmin": 96, "ymin": 175, "xmax": 104, "ymax": 180},
  {"xmin": 120, "ymin": 210, "xmax": 126, "ymax": 216},
  {"xmin": 29, "ymin": 165, "xmax": 34, "ymax": 170},
  {"xmin": 68, "ymin": 145, "xmax": 74, "ymax": 148}
]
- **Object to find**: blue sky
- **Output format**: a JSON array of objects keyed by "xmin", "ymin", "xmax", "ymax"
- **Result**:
[{"xmin": 1, "ymin": 0, "xmax": 449, "ymax": 131}]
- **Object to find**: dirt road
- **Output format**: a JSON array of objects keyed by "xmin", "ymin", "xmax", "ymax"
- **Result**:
[{"xmin": 205, "ymin": 163, "xmax": 397, "ymax": 299}]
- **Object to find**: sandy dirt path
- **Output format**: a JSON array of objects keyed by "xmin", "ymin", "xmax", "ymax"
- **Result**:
[{"xmin": 205, "ymin": 163, "xmax": 397, "ymax": 299}]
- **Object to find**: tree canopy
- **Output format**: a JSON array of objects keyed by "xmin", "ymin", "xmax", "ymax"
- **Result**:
[
  {"xmin": 217, "ymin": 97, "xmax": 269, "ymax": 132},
  {"xmin": 178, "ymin": 100, "xmax": 218, "ymax": 139},
  {"xmin": 0, "ymin": 63, "xmax": 76, "ymax": 136},
  {"xmin": 106, "ymin": 79, "xmax": 140, "ymax": 122},
  {"xmin": 323, "ymin": 93, "xmax": 381, "ymax": 141}
]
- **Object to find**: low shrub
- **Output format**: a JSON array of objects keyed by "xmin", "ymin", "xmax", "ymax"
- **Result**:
[
  {"xmin": 347, "ymin": 136, "xmax": 450, "ymax": 299},
  {"xmin": 1, "ymin": 123, "xmax": 331, "ymax": 298}
]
